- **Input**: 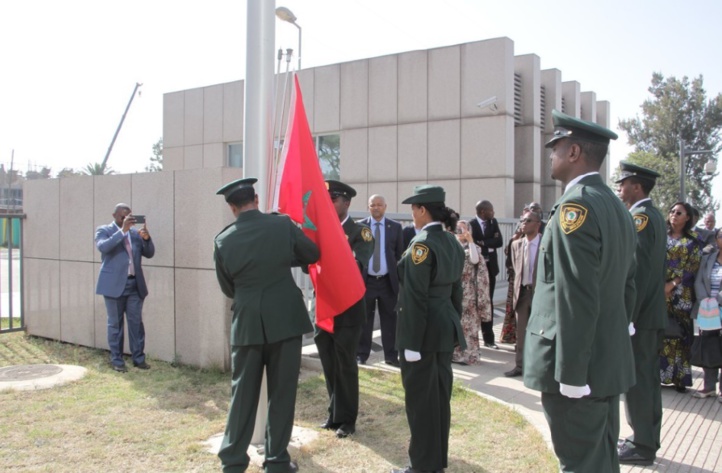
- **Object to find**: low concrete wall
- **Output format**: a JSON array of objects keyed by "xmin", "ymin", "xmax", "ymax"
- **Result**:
[{"xmin": 22, "ymin": 167, "xmax": 244, "ymax": 369}]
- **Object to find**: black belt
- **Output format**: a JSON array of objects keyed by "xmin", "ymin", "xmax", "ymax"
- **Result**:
[
  {"xmin": 128, "ymin": 275, "xmax": 136, "ymax": 279},
  {"xmin": 368, "ymin": 274, "xmax": 389, "ymax": 280}
]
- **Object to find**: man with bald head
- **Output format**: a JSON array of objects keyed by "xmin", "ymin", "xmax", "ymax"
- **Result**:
[
  {"xmin": 357, "ymin": 194, "xmax": 404, "ymax": 366},
  {"xmin": 469, "ymin": 199, "xmax": 503, "ymax": 348}
]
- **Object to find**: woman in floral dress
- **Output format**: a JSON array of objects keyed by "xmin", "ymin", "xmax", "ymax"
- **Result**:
[
  {"xmin": 452, "ymin": 219, "xmax": 492, "ymax": 365},
  {"xmin": 660, "ymin": 202, "xmax": 702, "ymax": 392}
]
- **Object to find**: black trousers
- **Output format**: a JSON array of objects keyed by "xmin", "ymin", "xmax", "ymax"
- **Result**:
[
  {"xmin": 357, "ymin": 276, "xmax": 398, "ymax": 362},
  {"xmin": 315, "ymin": 324, "xmax": 362, "ymax": 424},
  {"xmin": 481, "ymin": 262, "xmax": 496, "ymax": 344},
  {"xmin": 400, "ymin": 350, "xmax": 453, "ymax": 471}
]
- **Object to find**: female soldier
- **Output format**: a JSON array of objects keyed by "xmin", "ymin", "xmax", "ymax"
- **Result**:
[{"xmin": 391, "ymin": 185, "xmax": 465, "ymax": 473}]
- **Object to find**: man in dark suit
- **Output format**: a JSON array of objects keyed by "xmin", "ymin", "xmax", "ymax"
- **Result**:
[
  {"xmin": 315, "ymin": 180, "xmax": 374, "ymax": 439},
  {"xmin": 402, "ymin": 223, "xmax": 420, "ymax": 249},
  {"xmin": 95, "ymin": 203, "xmax": 155, "ymax": 373},
  {"xmin": 469, "ymin": 200, "xmax": 503, "ymax": 348},
  {"xmin": 214, "ymin": 178, "xmax": 319, "ymax": 473},
  {"xmin": 357, "ymin": 194, "xmax": 404, "ymax": 366},
  {"xmin": 523, "ymin": 110, "xmax": 637, "ymax": 473},
  {"xmin": 504, "ymin": 209, "xmax": 541, "ymax": 377},
  {"xmin": 615, "ymin": 161, "xmax": 667, "ymax": 466}
]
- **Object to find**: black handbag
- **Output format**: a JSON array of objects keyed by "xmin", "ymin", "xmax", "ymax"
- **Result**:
[
  {"xmin": 665, "ymin": 315, "xmax": 684, "ymax": 339},
  {"xmin": 690, "ymin": 330, "xmax": 722, "ymax": 369}
]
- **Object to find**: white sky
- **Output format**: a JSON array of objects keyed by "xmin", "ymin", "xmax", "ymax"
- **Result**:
[{"xmin": 1, "ymin": 0, "xmax": 721, "ymax": 210}]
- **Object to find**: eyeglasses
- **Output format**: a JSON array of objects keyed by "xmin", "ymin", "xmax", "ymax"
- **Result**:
[
  {"xmin": 669, "ymin": 210, "xmax": 686, "ymax": 216},
  {"xmin": 519, "ymin": 218, "xmax": 540, "ymax": 224}
]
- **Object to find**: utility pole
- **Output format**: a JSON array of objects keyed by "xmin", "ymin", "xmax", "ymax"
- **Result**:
[
  {"xmin": 679, "ymin": 139, "xmax": 714, "ymax": 202},
  {"xmin": 101, "ymin": 82, "xmax": 142, "ymax": 172}
]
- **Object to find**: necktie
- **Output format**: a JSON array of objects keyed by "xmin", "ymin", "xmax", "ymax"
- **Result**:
[
  {"xmin": 373, "ymin": 222, "xmax": 381, "ymax": 273},
  {"xmin": 523, "ymin": 239, "xmax": 530, "ymax": 286},
  {"xmin": 124, "ymin": 233, "xmax": 135, "ymax": 276}
]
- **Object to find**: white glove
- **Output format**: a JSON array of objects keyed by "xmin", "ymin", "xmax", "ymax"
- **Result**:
[
  {"xmin": 404, "ymin": 349, "xmax": 421, "ymax": 362},
  {"xmin": 559, "ymin": 383, "xmax": 591, "ymax": 398},
  {"xmin": 628, "ymin": 322, "xmax": 636, "ymax": 336}
]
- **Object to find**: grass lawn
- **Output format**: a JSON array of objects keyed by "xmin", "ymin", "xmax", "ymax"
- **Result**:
[
  {"xmin": 1, "ymin": 317, "xmax": 22, "ymax": 330},
  {"xmin": 0, "ymin": 332, "xmax": 557, "ymax": 472}
]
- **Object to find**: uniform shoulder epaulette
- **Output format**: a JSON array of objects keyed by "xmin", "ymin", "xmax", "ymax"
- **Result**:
[{"xmin": 214, "ymin": 222, "xmax": 235, "ymax": 240}]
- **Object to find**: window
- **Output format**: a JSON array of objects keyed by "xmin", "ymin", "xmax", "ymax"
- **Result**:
[
  {"xmin": 316, "ymin": 134, "xmax": 340, "ymax": 180},
  {"xmin": 228, "ymin": 143, "xmax": 243, "ymax": 168}
]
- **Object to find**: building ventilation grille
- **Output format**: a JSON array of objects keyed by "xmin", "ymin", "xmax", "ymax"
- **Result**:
[
  {"xmin": 561, "ymin": 97, "xmax": 567, "ymax": 114},
  {"xmin": 540, "ymin": 85, "xmax": 546, "ymax": 128},
  {"xmin": 514, "ymin": 73, "xmax": 523, "ymax": 126}
]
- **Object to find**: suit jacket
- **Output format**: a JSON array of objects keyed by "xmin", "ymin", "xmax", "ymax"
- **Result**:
[
  {"xmin": 396, "ymin": 225, "xmax": 465, "ymax": 352},
  {"xmin": 523, "ymin": 174, "xmax": 637, "ymax": 397},
  {"xmin": 510, "ymin": 235, "xmax": 539, "ymax": 310},
  {"xmin": 330, "ymin": 218, "xmax": 374, "ymax": 328},
  {"xmin": 469, "ymin": 217, "xmax": 503, "ymax": 277},
  {"xmin": 630, "ymin": 201, "xmax": 667, "ymax": 329},
  {"xmin": 214, "ymin": 209, "xmax": 319, "ymax": 346},
  {"xmin": 360, "ymin": 216, "xmax": 404, "ymax": 294},
  {"xmin": 95, "ymin": 223, "xmax": 155, "ymax": 299},
  {"xmin": 692, "ymin": 248, "xmax": 722, "ymax": 318},
  {"xmin": 402, "ymin": 225, "xmax": 417, "ymax": 249}
]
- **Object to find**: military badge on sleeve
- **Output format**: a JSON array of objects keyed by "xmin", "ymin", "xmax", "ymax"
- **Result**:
[
  {"xmin": 411, "ymin": 243, "xmax": 429, "ymax": 265},
  {"xmin": 361, "ymin": 227, "xmax": 373, "ymax": 242},
  {"xmin": 633, "ymin": 214, "xmax": 649, "ymax": 232},
  {"xmin": 559, "ymin": 204, "xmax": 588, "ymax": 234}
]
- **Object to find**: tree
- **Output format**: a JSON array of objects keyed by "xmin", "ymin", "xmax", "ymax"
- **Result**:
[
  {"xmin": 145, "ymin": 137, "xmax": 163, "ymax": 172},
  {"xmin": 317, "ymin": 134, "xmax": 340, "ymax": 180},
  {"xmin": 619, "ymin": 72, "xmax": 722, "ymax": 212},
  {"xmin": 83, "ymin": 162, "xmax": 114, "ymax": 175},
  {"xmin": 57, "ymin": 168, "xmax": 82, "ymax": 178},
  {"xmin": 25, "ymin": 167, "xmax": 52, "ymax": 180}
]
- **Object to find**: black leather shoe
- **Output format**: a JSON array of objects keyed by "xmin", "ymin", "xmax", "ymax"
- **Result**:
[
  {"xmin": 484, "ymin": 343, "xmax": 499, "ymax": 349},
  {"xmin": 133, "ymin": 361, "xmax": 151, "ymax": 370},
  {"xmin": 385, "ymin": 359, "xmax": 400, "ymax": 367},
  {"xmin": 319, "ymin": 418, "xmax": 342, "ymax": 430},
  {"xmin": 335, "ymin": 423, "xmax": 355, "ymax": 438},
  {"xmin": 504, "ymin": 367, "xmax": 522, "ymax": 377},
  {"xmin": 618, "ymin": 443, "xmax": 654, "ymax": 466},
  {"xmin": 356, "ymin": 356, "xmax": 366, "ymax": 365},
  {"xmin": 288, "ymin": 460, "xmax": 298, "ymax": 472},
  {"xmin": 111, "ymin": 364, "xmax": 128, "ymax": 373}
]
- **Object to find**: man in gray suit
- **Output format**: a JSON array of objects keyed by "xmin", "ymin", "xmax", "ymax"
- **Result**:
[{"xmin": 95, "ymin": 203, "xmax": 155, "ymax": 372}]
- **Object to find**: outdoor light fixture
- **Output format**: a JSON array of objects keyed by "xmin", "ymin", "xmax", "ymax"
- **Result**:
[
  {"xmin": 275, "ymin": 6, "xmax": 302, "ymax": 70},
  {"xmin": 476, "ymin": 96, "xmax": 498, "ymax": 111}
]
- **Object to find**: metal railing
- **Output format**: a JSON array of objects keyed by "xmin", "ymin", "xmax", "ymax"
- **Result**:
[{"xmin": 0, "ymin": 213, "xmax": 24, "ymax": 333}]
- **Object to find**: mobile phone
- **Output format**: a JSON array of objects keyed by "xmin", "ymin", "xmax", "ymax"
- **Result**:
[{"xmin": 133, "ymin": 215, "xmax": 146, "ymax": 225}]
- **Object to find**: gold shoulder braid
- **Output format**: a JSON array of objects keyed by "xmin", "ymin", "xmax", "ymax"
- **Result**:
[
  {"xmin": 361, "ymin": 226, "xmax": 373, "ymax": 242},
  {"xmin": 411, "ymin": 243, "xmax": 430, "ymax": 265},
  {"xmin": 633, "ymin": 214, "xmax": 648, "ymax": 232},
  {"xmin": 559, "ymin": 203, "xmax": 588, "ymax": 235}
]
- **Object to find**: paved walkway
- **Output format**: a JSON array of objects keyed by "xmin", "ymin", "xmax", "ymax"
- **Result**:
[{"xmin": 304, "ymin": 297, "xmax": 722, "ymax": 473}]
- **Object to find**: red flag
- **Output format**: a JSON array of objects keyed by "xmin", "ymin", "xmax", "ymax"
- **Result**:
[{"xmin": 274, "ymin": 74, "xmax": 366, "ymax": 333}]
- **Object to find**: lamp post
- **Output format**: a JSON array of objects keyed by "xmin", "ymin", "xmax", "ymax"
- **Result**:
[
  {"xmin": 679, "ymin": 139, "xmax": 714, "ymax": 202},
  {"xmin": 275, "ymin": 6, "xmax": 302, "ymax": 70}
]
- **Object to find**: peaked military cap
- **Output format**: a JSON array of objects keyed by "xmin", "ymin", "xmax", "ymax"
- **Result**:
[
  {"xmin": 216, "ymin": 177, "xmax": 257, "ymax": 201},
  {"xmin": 615, "ymin": 160, "xmax": 661, "ymax": 184},
  {"xmin": 326, "ymin": 180, "xmax": 357, "ymax": 199},
  {"xmin": 545, "ymin": 109, "xmax": 618, "ymax": 148},
  {"xmin": 402, "ymin": 185, "xmax": 446, "ymax": 205}
]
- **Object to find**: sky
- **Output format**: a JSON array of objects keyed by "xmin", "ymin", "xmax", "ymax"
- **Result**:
[{"xmin": 1, "ymin": 0, "xmax": 721, "ymax": 206}]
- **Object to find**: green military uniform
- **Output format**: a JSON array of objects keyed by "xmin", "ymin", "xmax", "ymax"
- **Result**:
[
  {"xmin": 314, "ymin": 180, "xmax": 374, "ymax": 435},
  {"xmin": 616, "ymin": 162, "xmax": 667, "ymax": 463},
  {"xmin": 523, "ymin": 111, "xmax": 637, "ymax": 473},
  {"xmin": 395, "ymin": 185, "xmax": 465, "ymax": 472},
  {"xmin": 213, "ymin": 178, "xmax": 319, "ymax": 473}
]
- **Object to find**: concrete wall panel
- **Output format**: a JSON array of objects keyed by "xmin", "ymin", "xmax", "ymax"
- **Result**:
[
  {"xmin": 368, "ymin": 126, "xmax": 398, "ymax": 182},
  {"xmin": 60, "ymin": 176, "xmax": 94, "ymax": 262},
  {"xmin": 340, "ymin": 60, "xmax": 369, "ymax": 130},
  {"xmin": 314, "ymin": 65, "xmax": 340, "ymax": 133},
  {"xmin": 59, "ymin": 261, "xmax": 95, "ymax": 347},
  {"xmin": 203, "ymin": 142, "xmax": 225, "ymax": 168},
  {"xmin": 163, "ymin": 147, "xmax": 184, "ymax": 172},
  {"xmin": 163, "ymin": 91, "xmax": 184, "ymax": 148},
  {"xmin": 428, "ymin": 120, "xmax": 461, "ymax": 180},
  {"xmin": 24, "ymin": 258, "xmax": 60, "ymax": 340},
  {"xmin": 398, "ymin": 123, "xmax": 427, "ymax": 181},
  {"xmin": 142, "ymin": 266, "xmax": 176, "ymax": 363},
  {"xmin": 222, "ymin": 80, "xmax": 244, "ymax": 143},
  {"xmin": 183, "ymin": 88, "xmax": 204, "ymax": 146},
  {"xmin": 22, "ymin": 179, "xmax": 59, "ymax": 259},
  {"xmin": 369, "ymin": 55, "xmax": 398, "ymax": 126},
  {"xmin": 131, "ymin": 172, "xmax": 174, "ymax": 268},
  {"xmin": 429, "ymin": 46, "xmax": 461, "ymax": 120},
  {"xmin": 203, "ymin": 84, "xmax": 224, "ymax": 144},
  {"xmin": 462, "ymin": 38, "xmax": 515, "ymax": 118},
  {"xmin": 398, "ymin": 50, "xmax": 428, "ymax": 123},
  {"xmin": 183, "ymin": 145, "xmax": 204, "ymax": 170},
  {"xmin": 340, "ymin": 128, "xmax": 368, "ymax": 183}
]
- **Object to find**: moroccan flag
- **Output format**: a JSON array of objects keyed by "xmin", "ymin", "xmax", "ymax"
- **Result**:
[{"xmin": 274, "ymin": 74, "xmax": 366, "ymax": 333}]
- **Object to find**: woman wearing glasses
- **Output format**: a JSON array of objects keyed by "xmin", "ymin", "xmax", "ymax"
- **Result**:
[{"xmin": 660, "ymin": 202, "xmax": 702, "ymax": 393}]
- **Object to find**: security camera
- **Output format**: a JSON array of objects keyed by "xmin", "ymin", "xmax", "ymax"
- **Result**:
[{"xmin": 476, "ymin": 96, "xmax": 498, "ymax": 111}]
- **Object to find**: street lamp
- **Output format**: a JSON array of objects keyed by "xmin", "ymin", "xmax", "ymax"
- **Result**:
[
  {"xmin": 275, "ymin": 6, "xmax": 302, "ymax": 70},
  {"xmin": 679, "ymin": 139, "xmax": 715, "ymax": 201}
]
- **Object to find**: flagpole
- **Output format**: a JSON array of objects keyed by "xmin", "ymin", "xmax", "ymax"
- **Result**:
[
  {"xmin": 269, "ymin": 57, "xmax": 294, "ymax": 207},
  {"xmin": 244, "ymin": 0, "xmax": 274, "ymax": 445}
]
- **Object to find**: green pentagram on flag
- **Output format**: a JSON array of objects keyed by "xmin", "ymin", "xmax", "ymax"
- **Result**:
[{"xmin": 302, "ymin": 190, "xmax": 317, "ymax": 231}]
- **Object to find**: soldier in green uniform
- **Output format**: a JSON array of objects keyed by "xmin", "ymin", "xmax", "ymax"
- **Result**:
[
  {"xmin": 523, "ymin": 110, "xmax": 637, "ymax": 473},
  {"xmin": 214, "ymin": 178, "xmax": 319, "ymax": 473},
  {"xmin": 391, "ymin": 185, "xmax": 465, "ymax": 473},
  {"xmin": 615, "ymin": 161, "xmax": 666, "ymax": 466},
  {"xmin": 315, "ymin": 180, "xmax": 374, "ymax": 438}
]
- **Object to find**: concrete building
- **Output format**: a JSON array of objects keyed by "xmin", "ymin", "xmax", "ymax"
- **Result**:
[{"xmin": 22, "ymin": 37, "xmax": 613, "ymax": 369}]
